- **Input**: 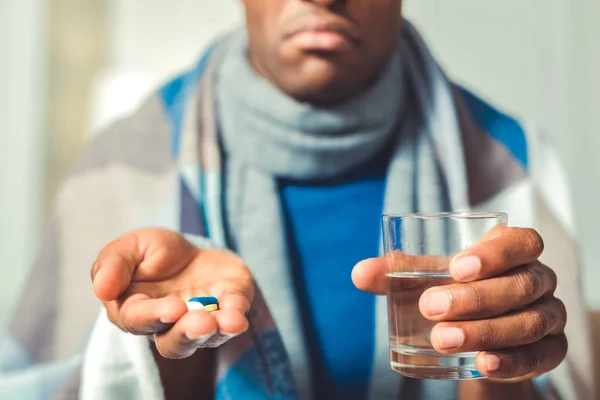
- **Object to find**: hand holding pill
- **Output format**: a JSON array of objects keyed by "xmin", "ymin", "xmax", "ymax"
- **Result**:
[
  {"xmin": 187, "ymin": 296, "xmax": 220, "ymax": 312},
  {"xmin": 91, "ymin": 228, "xmax": 254, "ymax": 359}
]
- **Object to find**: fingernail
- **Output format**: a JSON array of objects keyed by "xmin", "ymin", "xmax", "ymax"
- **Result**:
[
  {"xmin": 485, "ymin": 354, "xmax": 501, "ymax": 371},
  {"xmin": 437, "ymin": 327, "xmax": 465, "ymax": 349},
  {"xmin": 451, "ymin": 256, "xmax": 481, "ymax": 280},
  {"xmin": 423, "ymin": 291, "xmax": 452, "ymax": 316}
]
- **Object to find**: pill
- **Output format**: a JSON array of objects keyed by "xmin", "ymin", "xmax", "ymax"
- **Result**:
[{"xmin": 187, "ymin": 296, "xmax": 219, "ymax": 312}]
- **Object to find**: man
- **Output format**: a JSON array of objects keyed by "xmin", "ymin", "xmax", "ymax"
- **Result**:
[{"xmin": 0, "ymin": 0, "xmax": 593, "ymax": 399}]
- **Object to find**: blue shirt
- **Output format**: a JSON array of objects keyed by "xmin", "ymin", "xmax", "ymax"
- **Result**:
[{"xmin": 279, "ymin": 157, "xmax": 388, "ymax": 399}]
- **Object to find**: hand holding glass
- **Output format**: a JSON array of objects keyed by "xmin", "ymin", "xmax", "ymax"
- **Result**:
[{"xmin": 382, "ymin": 212, "xmax": 507, "ymax": 380}]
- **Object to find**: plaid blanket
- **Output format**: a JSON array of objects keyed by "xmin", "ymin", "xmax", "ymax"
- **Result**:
[{"xmin": 0, "ymin": 25, "xmax": 592, "ymax": 400}]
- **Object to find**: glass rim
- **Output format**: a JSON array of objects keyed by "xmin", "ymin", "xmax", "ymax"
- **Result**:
[{"xmin": 382, "ymin": 212, "xmax": 507, "ymax": 221}]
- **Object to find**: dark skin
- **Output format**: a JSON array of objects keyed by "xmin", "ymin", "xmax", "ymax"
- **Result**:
[
  {"xmin": 354, "ymin": 226, "xmax": 566, "ymax": 399},
  {"xmin": 92, "ymin": 1, "xmax": 568, "ymax": 399},
  {"xmin": 243, "ymin": 0, "xmax": 402, "ymax": 104}
]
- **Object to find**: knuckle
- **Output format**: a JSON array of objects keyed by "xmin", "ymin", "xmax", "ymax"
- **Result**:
[
  {"xmin": 551, "ymin": 297, "xmax": 568, "ymax": 332},
  {"xmin": 149, "ymin": 248, "xmax": 169, "ymax": 274},
  {"xmin": 503, "ymin": 353, "xmax": 521, "ymax": 377},
  {"xmin": 557, "ymin": 299, "xmax": 567, "ymax": 328},
  {"xmin": 101, "ymin": 238, "xmax": 121, "ymax": 254},
  {"xmin": 477, "ymin": 320, "xmax": 496, "ymax": 348},
  {"xmin": 544, "ymin": 265, "xmax": 558, "ymax": 294},
  {"xmin": 492, "ymin": 241, "xmax": 513, "ymax": 265},
  {"xmin": 522, "ymin": 352, "xmax": 541, "ymax": 375},
  {"xmin": 460, "ymin": 284, "xmax": 483, "ymax": 315},
  {"xmin": 120, "ymin": 318, "xmax": 135, "ymax": 333},
  {"xmin": 517, "ymin": 267, "xmax": 544, "ymax": 298},
  {"xmin": 557, "ymin": 333, "xmax": 569, "ymax": 357},
  {"xmin": 524, "ymin": 308, "xmax": 551, "ymax": 342},
  {"xmin": 513, "ymin": 277, "xmax": 534, "ymax": 305},
  {"xmin": 522, "ymin": 228, "xmax": 545, "ymax": 257},
  {"xmin": 121, "ymin": 317, "xmax": 141, "ymax": 335},
  {"xmin": 506, "ymin": 352, "xmax": 539, "ymax": 377},
  {"xmin": 120, "ymin": 305, "xmax": 144, "ymax": 335}
]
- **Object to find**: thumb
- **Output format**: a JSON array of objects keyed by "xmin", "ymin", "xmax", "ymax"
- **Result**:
[
  {"xmin": 352, "ymin": 257, "xmax": 388, "ymax": 295},
  {"xmin": 91, "ymin": 234, "xmax": 141, "ymax": 302},
  {"xmin": 91, "ymin": 228, "xmax": 199, "ymax": 302}
]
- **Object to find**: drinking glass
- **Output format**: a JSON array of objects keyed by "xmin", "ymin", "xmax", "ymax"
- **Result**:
[{"xmin": 382, "ymin": 212, "xmax": 507, "ymax": 380}]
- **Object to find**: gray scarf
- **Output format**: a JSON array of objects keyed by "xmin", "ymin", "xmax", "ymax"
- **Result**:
[
  {"xmin": 217, "ymin": 32, "xmax": 405, "ymax": 180},
  {"xmin": 215, "ymin": 29, "xmax": 460, "ymax": 399}
]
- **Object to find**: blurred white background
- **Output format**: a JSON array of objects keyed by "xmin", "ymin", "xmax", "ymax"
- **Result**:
[{"xmin": 1, "ymin": 0, "xmax": 599, "ymax": 330}]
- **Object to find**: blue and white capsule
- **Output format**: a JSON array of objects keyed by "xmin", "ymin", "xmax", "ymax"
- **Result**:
[{"xmin": 187, "ymin": 296, "xmax": 219, "ymax": 312}]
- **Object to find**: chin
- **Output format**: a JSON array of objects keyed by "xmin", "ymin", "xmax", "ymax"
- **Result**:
[{"xmin": 282, "ymin": 56, "xmax": 365, "ymax": 105}]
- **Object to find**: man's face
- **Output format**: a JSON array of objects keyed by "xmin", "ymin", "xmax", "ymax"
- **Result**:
[{"xmin": 243, "ymin": 0, "xmax": 403, "ymax": 104}]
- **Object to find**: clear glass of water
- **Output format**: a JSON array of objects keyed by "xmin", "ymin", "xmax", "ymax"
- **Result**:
[{"xmin": 382, "ymin": 212, "xmax": 508, "ymax": 380}]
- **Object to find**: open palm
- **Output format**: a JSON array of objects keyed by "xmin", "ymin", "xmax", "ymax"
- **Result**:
[{"xmin": 91, "ymin": 228, "xmax": 254, "ymax": 358}]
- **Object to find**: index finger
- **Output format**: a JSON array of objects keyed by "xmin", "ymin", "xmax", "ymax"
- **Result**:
[
  {"xmin": 450, "ymin": 227, "xmax": 544, "ymax": 282},
  {"xmin": 105, "ymin": 295, "xmax": 188, "ymax": 334}
]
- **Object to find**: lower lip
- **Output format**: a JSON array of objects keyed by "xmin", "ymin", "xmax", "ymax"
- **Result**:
[{"xmin": 287, "ymin": 31, "xmax": 354, "ymax": 52}]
